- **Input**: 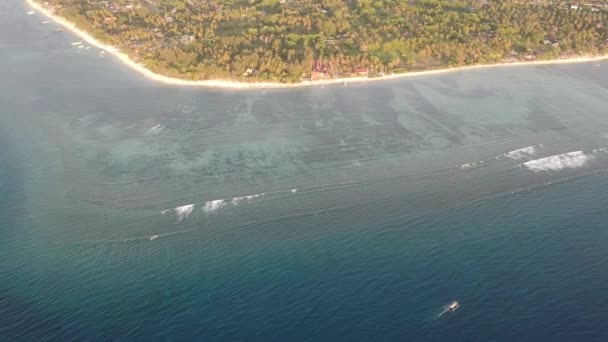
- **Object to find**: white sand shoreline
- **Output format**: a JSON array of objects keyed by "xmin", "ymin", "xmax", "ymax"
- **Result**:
[{"xmin": 25, "ymin": 0, "xmax": 608, "ymax": 90}]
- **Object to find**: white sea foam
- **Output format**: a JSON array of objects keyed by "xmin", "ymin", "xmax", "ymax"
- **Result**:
[
  {"xmin": 161, "ymin": 203, "xmax": 195, "ymax": 221},
  {"xmin": 522, "ymin": 151, "xmax": 591, "ymax": 171},
  {"xmin": 163, "ymin": 192, "xmax": 264, "ymax": 218},
  {"xmin": 592, "ymin": 147, "xmax": 608, "ymax": 153},
  {"xmin": 174, "ymin": 204, "xmax": 195, "ymax": 221},
  {"xmin": 203, "ymin": 199, "xmax": 226, "ymax": 213},
  {"xmin": 147, "ymin": 124, "xmax": 165, "ymax": 134},
  {"xmin": 230, "ymin": 193, "xmax": 264, "ymax": 205},
  {"xmin": 460, "ymin": 144, "xmax": 542, "ymax": 169},
  {"xmin": 504, "ymin": 145, "xmax": 540, "ymax": 160},
  {"xmin": 459, "ymin": 163, "xmax": 476, "ymax": 169}
]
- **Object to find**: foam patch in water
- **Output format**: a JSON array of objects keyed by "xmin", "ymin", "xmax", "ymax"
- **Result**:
[
  {"xmin": 203, "ymin": 199, "xmax": 226, "ymax": 213},
  {"xmin": 504, "ymin": 145, "xmax": 540, "ymax": 160},
  {"xmin": 230, "ymin": 193, "xmax": 264, "ymax": 205},
  {"xmin": 522, "ymin": 151, "xmax": 591, "ymax": 171}
]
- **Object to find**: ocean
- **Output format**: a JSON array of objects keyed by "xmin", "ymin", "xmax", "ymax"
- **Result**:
[{"xmin": 2, "ymin": 0, "xmax": 608, "ymax": 340}]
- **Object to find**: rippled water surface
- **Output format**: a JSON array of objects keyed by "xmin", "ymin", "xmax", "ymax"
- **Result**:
[{"xmin": 2, "ymin": 1, "xmax": 608, "ymax": 340}]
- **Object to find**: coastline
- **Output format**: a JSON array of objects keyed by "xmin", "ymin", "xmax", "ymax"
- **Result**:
[{"xmin": 26, "ymin": 0, "xmax": 608, "ymax": 89}]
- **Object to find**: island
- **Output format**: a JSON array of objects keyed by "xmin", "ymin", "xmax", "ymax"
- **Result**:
[{"xmin": 29, "ymin": 0, "xmax": 608, "ymax": 84}]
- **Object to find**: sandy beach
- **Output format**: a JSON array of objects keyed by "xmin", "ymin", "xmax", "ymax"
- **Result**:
[{"xmin": 25, "ymin": 0, "xmax": 608, "ymax": 89}]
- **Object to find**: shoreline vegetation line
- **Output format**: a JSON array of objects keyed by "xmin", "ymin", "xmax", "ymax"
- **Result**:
[{"xmin": 26, "ymin": 0, "xmax": 608, "ymax": 90}]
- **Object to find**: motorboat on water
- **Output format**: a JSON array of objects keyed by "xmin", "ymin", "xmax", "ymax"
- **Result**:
[
  {"xmin": 447, "ymin": 300, "xmax": 460, "ymax": 312},
  {"xmin": 437, "ymin": 300, "xmax": 461, "ymax": 318}
]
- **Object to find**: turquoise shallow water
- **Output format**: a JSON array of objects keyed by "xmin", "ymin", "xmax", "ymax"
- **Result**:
[{"xmin": 2, "ymin": 0, "xmax": 608, "ymax": 340}]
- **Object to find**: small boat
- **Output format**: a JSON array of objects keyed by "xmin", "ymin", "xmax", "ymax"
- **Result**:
[
  {"xmin": 27, "ymin": 11, "xmax": 35, "ymax": 15},
  {"xmin": 447, "ymin": 300, "xmax": 460, "ymax": 312},
  {"xmin": 41, "ymin": 20, "xmax": 50, "ymax": 24},
  {"xmin": 71, "ymin": 41, "xmax": 82, "ymax": 46},
  {"xmin": 437, "ymin": 300, "xmax": 461, "ymax": 318},
  {"xmin": 149, "ymin": 235, "xmax": 159, "ymax": 241},
  {"xmin": 343, "ymin": 81, "xmax": 348, "ymax": 87},
  {"xmin": 52, "ymin": 29, "xmax": 63, "ymax": 33}
]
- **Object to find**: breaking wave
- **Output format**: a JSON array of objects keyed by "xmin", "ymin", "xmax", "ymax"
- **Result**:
[
  {"xmin": 159, "ymin": 191, "xmax": 274, "ymax": 218},
  {"xmin": 202, "ymin": 199, "xmax": 226, "ymax": 213},
  {"xmin": 174, "ymin": 204, "xmax": 195, "ymax": 220},
  {"xmin": 504, "ymin": 145, "xmax": 541, "ymax": 160},
  {"xmin": 459, "ymin": 144, "xmax": 543, "ymax": 169},
  {"xmin": 521, "ymin": 151, "xmax": 592, "ymax": 171},
  {"xmin": 230, "ymin": 193, "xmax": 264, "ymax": 205},
  {"xmin": 161, "ymin": 204, "xmax": 195, "ymax": 222}
]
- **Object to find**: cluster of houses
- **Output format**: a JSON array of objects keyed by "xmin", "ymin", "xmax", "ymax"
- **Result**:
[
  {"xmin": 544, "ymin": 38, "xmax": 560, "ymax": 48},
  {"xmin": 310, "ymin": 60, "xmax": 368, "ymax": 80},
  {"xmin": 98, "ymin": 1, "xmax": 143, "ymax": 25},
  {"xmin": 240, "ymin": 61, "xmax": 369, "ymax": 80},
  {"xmin": 99, "ymin": 1, "xmax": 140, "ymax": 14},
  {"xmin": 310, "ymin": 60, "xmax": 330, "ymax": 80}
]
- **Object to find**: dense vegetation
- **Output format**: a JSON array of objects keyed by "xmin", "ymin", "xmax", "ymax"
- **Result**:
[{"xmin": 42, "ymin": 0, "xmax": 608, "ymax": 82}]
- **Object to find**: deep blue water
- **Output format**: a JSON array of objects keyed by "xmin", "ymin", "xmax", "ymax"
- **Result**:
[{"xmin": 2, "ymin": 0, "xmax": 608, "ymax": 340}]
